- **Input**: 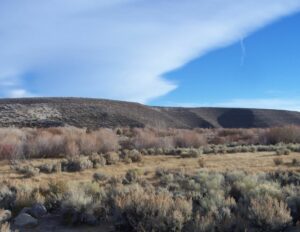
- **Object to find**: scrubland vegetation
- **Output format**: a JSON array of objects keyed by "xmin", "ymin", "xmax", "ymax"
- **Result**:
[
  {"xmin": 1, "ymin": 125, "xmax": 300, "ymax": 159},
  {"xmin": 0, "ymin": 125, "xmax": 300, "ymax": 231}
]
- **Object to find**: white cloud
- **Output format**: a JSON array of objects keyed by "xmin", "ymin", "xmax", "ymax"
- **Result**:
[
  {"xmin": 8, "ymin": 89, "xmax": 34, "ymax": 98},
  {"xmin": 0, "ymin": 0, "xmax": 300, "ymax": 102}
]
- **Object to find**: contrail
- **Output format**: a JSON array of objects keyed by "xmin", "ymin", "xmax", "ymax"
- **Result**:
[{"xmin": 240, "ymin": 38, "xmax": 246, "ymax": 66}]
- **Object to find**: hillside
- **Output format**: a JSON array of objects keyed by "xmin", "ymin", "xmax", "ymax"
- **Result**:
[{"xmin": 0, "ymin": 97, "xmax": 300, "ymax": 128}]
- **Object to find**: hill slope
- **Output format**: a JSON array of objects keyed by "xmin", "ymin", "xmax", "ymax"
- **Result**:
[{"xmin": 0, "ymin": 98, "xmax": 300, "ymax": 128}]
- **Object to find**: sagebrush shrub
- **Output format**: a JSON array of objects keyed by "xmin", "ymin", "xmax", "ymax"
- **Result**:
[
  {"xmin": 62, "ymin": 184, "xmax": 93, "ymax": 212},
  {"xmin": 14, "ymin": 164, "xmax": 40, "ymax": 178},
  {"xmin": 45, "ymin": 180, "xmax": 68, "ymax": 210},
  {"xmin": 93, "ymin": 173, "xmax": 109, "ymax": 183},
  {"xmin": 0, "ymin": 222, "xmax": 11, "ymax": 232},
  {"xmin": 248, "ymin": 195, "xmax": 291, "ymax": 231},
  {"xmin": 128, "ymin": 150, "xmax": 143, "ymax": 162},
  {"xmin": 180, "ymin": 149, "xmax": 202, "ymax": 158},
  {"xmin": 0, "ymin": 185, "xmax": 15, "ymax": 210},
  {"xmin": 123, "ymin": 149, "xmax": 143, "ymax": 163},
  {"xmin": 123, "ymin": 169, "xmax": 140, "ymax": 184},
  {"xmin": 274, "ymin": 158, "xmax": 283, "ymax": 166},
  {"xmin": 38, "ymin": 162, "xmax": 61, "ymax": 173},
  {"xmin": 61, "ymin": 182, "xmax": 108, "ymax": 225},
  {"xmin": 286, "ymin": 196, "xmax": 300, "ymax": 226},
  {"xmin": 198, "ymin": 158, "xmax": 205, "ymax": 168},
  {"xmin": 89, "ymin": 153, "xmax": 106, "ymax": 168},
  {"xmin": 292, "ymin": 158, "xmax": 299, "ymax": 166},
  {"xmin": 113, "ymin": 185, "xmax": 192, "ymax": 232},
  {"xmin": 62, "ymin": 157, "xmax": 93, "ymax": 172},
  {"xmin": 104, "ymin": 152, "xmax": 119, "ymax": 165},
  {"xmin": 276, "ymin": 148, "xmax": 290, "ymax": 156},
  {"xmin": 13, "ymin": 184, "xmax": 44, "ymax": 213}
]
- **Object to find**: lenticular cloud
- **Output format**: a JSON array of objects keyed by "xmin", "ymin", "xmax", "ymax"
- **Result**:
[{"xmin": 0, "ymin": 0, "xmax": 300, "ymax": 102}]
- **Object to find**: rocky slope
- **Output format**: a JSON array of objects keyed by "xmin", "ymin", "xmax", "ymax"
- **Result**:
[{"xmin": 0, "ymin": 98, "xmax": 300, "ymax": 128}]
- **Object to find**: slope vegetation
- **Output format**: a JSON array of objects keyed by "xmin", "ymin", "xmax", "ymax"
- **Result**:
[{"xmin": 0, "ymin": 97, "xmax": 300, "ymax": 128}]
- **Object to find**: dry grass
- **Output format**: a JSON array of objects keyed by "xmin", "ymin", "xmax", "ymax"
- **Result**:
[{"xmin": 1, "ymin": 152, "xmax": 299, "ymax": 188}]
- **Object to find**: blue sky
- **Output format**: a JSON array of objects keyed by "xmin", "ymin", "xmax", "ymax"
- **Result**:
[
  {"xmin": 151, "ymin": 12, "xmax": 300, "ymax": 110},
  {"xmin": 0, "ymin": 1, "xmax": 300, "ymax": 111}
]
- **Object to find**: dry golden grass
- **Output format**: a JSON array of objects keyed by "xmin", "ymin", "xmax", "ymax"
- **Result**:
[{"xmin": 1, "ymin": 152, "xmax": 300, "ymax": 187}]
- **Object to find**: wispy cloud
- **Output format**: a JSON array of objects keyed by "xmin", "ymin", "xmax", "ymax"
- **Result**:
[
  {"xmin": 214, "ymin": 98, "xmax": 300, "ymax": 112},
  {"xmin": 0, "ymin": 1, "xmax": 300, "ymax": 102},
  {"xmin": 160, "ymin": 98, "xmax": 300, "ymax": 112}
]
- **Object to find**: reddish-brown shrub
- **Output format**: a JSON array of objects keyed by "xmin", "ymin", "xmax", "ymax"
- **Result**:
[
  {"xmin": 0, "ymin": 129, "xmax": 25, "ymax": 159},
  {"xmin": 95, "ymin": 128, "xmax": 119, "ymax": 153},
  {"xmin": 132, "ymin": 128, "xmax": 174, "ymax": 149},
  {"xmin": 263, "ymin": 126, "xmax": 300, "ymax": 145},
  {"xmin": 28, "ymin": 130, "xmax": 67, "ymax": 158},
  {"xmin": 173, "ymin": 130, "xmax": 207, "ymax": 148}
]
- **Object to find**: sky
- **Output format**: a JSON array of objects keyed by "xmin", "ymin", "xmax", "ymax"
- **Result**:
[{"xmin": 0, "ymin": 0, "xmax": 300, "ymax": 111}]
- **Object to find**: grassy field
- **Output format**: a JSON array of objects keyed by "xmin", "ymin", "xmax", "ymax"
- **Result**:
[
  {"xmin": 1, "ymin": 151, "xmax": 299, "ymax": 187},
  {"xmin": 1, "ymin": 126, "xmax": 300, "ymax": 231}
]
